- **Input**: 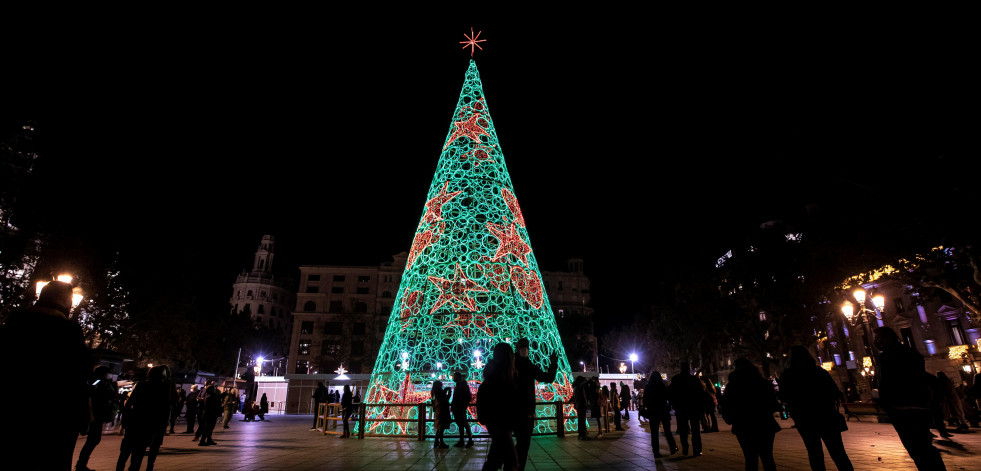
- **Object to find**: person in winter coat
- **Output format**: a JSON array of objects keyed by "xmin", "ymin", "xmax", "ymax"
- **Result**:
[
  {"xmin": 610, "ymin": 382, "xmax": 623, "ymax": 431},
  {"xmin": 311, "ymin": 382, "xmax": 329, "ymax": 430},
  {"xmin": 620, "ymin": 382, "xmax": 631, "ymax": 420},
  {"xmin": 701, "ymin": 378, "xmax": 720, "ymax": 433},
  {"xmin": 76, "ymin": 365, "xmax": 119, "ymax": 471},
  {"xmin": 778, "ymin": 345, "xmax": 853, "ymax": 471},
  {"xmin": 169, "ymin": 385, "xmax": 185, "ymax": 434},
  {"xmin": 668, "ymin": 362, "xmax": 703, "ymax": 457},
  {"xmin": 513, "ymin": 338, "xmax": 557, "ymax": 471},
  {"xmin": 145, "ymin": 366, "xmax": 177, "ymax": 471},
  {"xmin": 585, "ymin": 377, "xmax": 600, "ymax": 437},
  {"xmin": 184, "ymin": 385, "xmax": 200, "ymax": 433},
  {"xmin": 340, "ymin": 385, "xmax": 353, "ymax": 438},
  {"xmin": 259, "ymin": 393, "xmax": 269, "ymax": 421},
  {"xmin": 198, "ymin": 385, "xmax": 221, "ymax": 446},
  {"xmin": 117, "ymin": 365, "xmax": 173, "ymax": 471},
  {"xmin": 720, "ymin": 358, "xmax": 780, "ymax": 471},
  {"xmin": 937, "ymin": 371, "xmax": 969, "ymax": 429},
  {"xmin": 643, "ymin": 370, "xmax": 677, "ymax": 458},
  {"xmin": 451, "ymin": 372, "xmax": 474, "ymax": 447},
  {"xmin": 874, "ymin": 326, "xmax": 947, "ymax": 471},
  {"xmin": 572, "ymin": 376, "xmax": 590, "ymax": 440},
  {"xmin": 431, "ymin": 380, "xmax": 452, "ymax": 448},
  {"xmin": 598, "ymin": 386, "xmax": 612, "ymax": 437},
  {"xmin": 222, "ymin": 387, "xmax": 239, "ymax": 429},
  {"xmin": 477, "ymin": 342, "xmax": 519, "ymax": 471}
]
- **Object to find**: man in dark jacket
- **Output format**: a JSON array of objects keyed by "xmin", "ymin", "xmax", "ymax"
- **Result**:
[
  {"xmin": 514, "ymin": 338, "xmax": 557, "ymax": 471},
  {"xmin": 0, "ymin": 280, "xmax": 91, "ymax": 470},
  {"xmin": 668, "ymin": 361, "xmax": 703, "ymax": 457},
  {"xmin": 874, "ymin": 327, "xmax": 947, "ymax": 471},
  {"xmin": 572, "ymin": 376, "xmax": 590, "ymax": 440},
  {"xmin": 644, "ymin": 371, "xmax": 677, "ymax": 457},
  {"xmin": 620, "ymin": 382, "xmax": 631, "ymax": 420},
  {"xmin": 76, "ymin": 365, "xmax": 119, "ymax": 471},
  {"xmin": 451, "ymin": 371, "xmax": 474, "ymax": 447},
  {"xmin": 184, "ymin": 385, "xmax": 200, "ymax": 433}
]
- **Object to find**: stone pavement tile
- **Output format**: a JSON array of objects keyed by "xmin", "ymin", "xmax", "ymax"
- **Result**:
[{"xmin": 71, "ymin": 414, "xmax": 980, "ymax": 470}]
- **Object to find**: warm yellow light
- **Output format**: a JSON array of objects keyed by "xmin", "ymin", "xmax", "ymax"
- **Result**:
[
  {"xmin": 949, "ymin": 345, "xmax": 969, "ymax": 360},
  {"xmin": 841, "ymin": 303, "xmax": 854, "ymax": 322},
  {"xmin": 872, "ymin": 295, "xmax": 885, "ymax": 311},
  {"xmin": 619, "ymin": 362, "xmax": 627, "ymax": 374},
  {"xmin": 72, "ymin": 293, "xmax": 83, "ymax": 309},
  {"xmin": 35, "ymin": 281, "xmax": 48, "ymax": 298},
  {"xmin": 853, "ymin": 289, "xmax": 866, "ymax": 304},
  {"xmin": 964, "ymin": 365, "xmax": 973, "ymax": 373},
  {"xmin": 56, "ymin": 274, "xmax": 73, "ymax": 284},
  {"xmin": 862, "ymin": 357, "xmax": 872, "ymax": 368},
  {"xmin": 821, "ymin": 362, "xmax": 834, "ymax": 371}
]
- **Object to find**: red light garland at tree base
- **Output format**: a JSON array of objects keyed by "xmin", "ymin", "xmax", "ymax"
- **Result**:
[{"xmin": 363, "ymin": 59, "xmax": 577, "ymax": 436}]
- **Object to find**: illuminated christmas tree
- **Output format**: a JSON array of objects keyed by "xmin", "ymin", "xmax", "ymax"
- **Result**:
[{"xmin": 363, "ymin": 57, "xmax": 576, "ymax": 436}]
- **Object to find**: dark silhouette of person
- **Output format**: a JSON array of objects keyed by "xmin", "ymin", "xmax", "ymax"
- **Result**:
[
  {"xmin": 778, "ymin": 345, "xmax": 854, "ymax": 471},
  {"xmin": 701, "ymin": 377, "xmax": 720, "ymax": 433},
  {"xmin": 145, "ymin": 365, "xmax": 177, "ymax": 471},
  {"xmin": 585, "ymin": 377, "xmax": 600, "ymax": 437},
  {"xmin": 721, "ymin": 358, "xmax": 780, "ymax": 471},
  {"xmin": 117, "ymin": 365, "xmax": 173, "ymax": 471},
  {"xmin": 572, "ymin": 376, "xmax": 590, "ymax": 440},
  {"xmin": 937, "ymin": 371, "xmax": 969, "ymax": 429},
  {"xmin": 620, "ymin": 382, "xmax": 631, "ymax": 420},
  {"xmin": 184, "ymin": 385, "xmax": 200, "ymax": 433},
  {"xmin": 968, "ymin": 373, "xmax": 981, "ymax": 427},
  {"xmin": 198, "ymin": 384, "xmax": 221, "ymax": 446},
  {"xmin": 311, "ymin": 381, "xmax": 329, "ymax": 430},
  {"xmin": 0, "ymin": 280, "xmax": 91, "ymax": 470},
  {"xmin": 668, "ymin": 361, "xmax": 703, "ymax": 457},
  {"xmin": 924, "ymin": 371, "xmax": 953, "ymax": 438},
  {"xmin": 477, "ymin": 342, "xmax": 519, "ymax": 471},
  {"xmin": 431, "ymin": 379, "xmax": 452, "ymax": 448},
  {"xmin": 76, "ymin": 365, "xmax": 120, "ymax": 471},
  {"xmin": 643, "ymin": 370, "xmax": 677, "ymax": 458},
  {"xmin": 452, "ymin": 371, "xmax": 474, "ymax": 447},
  {"xmin": 610, "ymin": 382, "xmax": 623, "ymax": 430},
  {"xmin": 169, "ymin": 384, "xmax": 185, "ymax": 434},
  {"xmin": 513, "ymin": 338, "xmax": 557, "ymax": 471},
  {"xmin": 260, "ymin": 392, "xmax": 269, "ymax": 420},
  {"xmin": 340, "ymin": 384, "xmax": 353, "ymax": 438},
  {"xmin": 874, "ymin": 326, "xmax": 947, "ymax": 471}
]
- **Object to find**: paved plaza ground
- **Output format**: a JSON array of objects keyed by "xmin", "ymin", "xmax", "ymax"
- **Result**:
[{"xmin": 74, "ymin": 413, "xmax": 980, "ymax": 470}]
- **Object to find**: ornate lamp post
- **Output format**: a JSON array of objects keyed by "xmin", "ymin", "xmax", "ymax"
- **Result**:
[{"xmin": 841, "ymin": 288, "xmax": 885, "ymax": 396}]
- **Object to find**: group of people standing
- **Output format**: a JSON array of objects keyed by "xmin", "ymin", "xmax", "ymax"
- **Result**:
[
  {"xmin": 638, "ymin": 327, "xmax": 971, "ymax": 471},
  {"xmin": 311, "ymin": 382, "xmax": 355, "ymax": 438},
  {"xmin": 570, "ymin": 376, "xmax": 637, "ymax": 440}
]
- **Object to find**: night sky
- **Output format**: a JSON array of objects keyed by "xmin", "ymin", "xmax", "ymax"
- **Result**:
[{"xmin": 3, "ymin": 13, "xmax": 975, "ymax": 333}]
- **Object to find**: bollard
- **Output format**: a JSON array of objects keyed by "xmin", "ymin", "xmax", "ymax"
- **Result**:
[
  {"xmin": 418, "ymin": 403, "xmax": 426, "ymax": 441},
  {"xmin": 358, "ymin": 402, "xmax": 366, "ymax": 439},
  {"xmin": 555, "ymin": 401, "xmax": 565, "ymax": 438}
]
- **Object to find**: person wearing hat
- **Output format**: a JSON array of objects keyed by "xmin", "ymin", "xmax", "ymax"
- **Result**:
[
  {"xmin": 0, "ymin": 280, "xmax": 91, "ymax": 469},
  {"xmin": 513, "ymin": 338, "xmax": 557, "ymax": 471}
]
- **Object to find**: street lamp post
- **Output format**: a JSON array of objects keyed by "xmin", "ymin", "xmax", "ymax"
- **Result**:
[
  {"xmin": 629, "ymin": 353, "xmax": 638, "ymax": 375},
  {"xmin": 841, "ymin": 288, "xmax": 885, "ymax": 397}
]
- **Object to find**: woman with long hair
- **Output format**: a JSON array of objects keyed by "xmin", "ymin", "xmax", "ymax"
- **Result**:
[
  {"xmin": 431, "ymin": 380, "xmax": 452, "ymax": 448},
  {"xmin": 721, "ymin": 358, "xmax": 780, "ymax": 471},
  {"xmin": 477, "ymin": 342, "xmax": 518, "ymax": 470}
]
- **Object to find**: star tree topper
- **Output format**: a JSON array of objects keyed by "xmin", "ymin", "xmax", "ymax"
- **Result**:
[{"xmin": 460, "ymin": 27, "xmax": 486, "ymax": 57}]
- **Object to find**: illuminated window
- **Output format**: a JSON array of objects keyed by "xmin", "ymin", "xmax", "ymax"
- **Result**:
[
  {"xmin": 948, "ymin": 319, "xmax": 967, "ymax": 345},
  {"xmin": 358, "ymin": 275, "xmax": 371, "ymax": 283},
  {"xmin": 298, "ymin": 340, "xmax": 311, "ymax": 356},
  {"xmin": 322, "ymin": 343, "xmax": 341, "ymax": 356}
]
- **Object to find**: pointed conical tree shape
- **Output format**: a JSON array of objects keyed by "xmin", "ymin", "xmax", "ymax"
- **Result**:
[{"xmin": 363, "ymin": 60, "xmax": 577, "ymax": 436}]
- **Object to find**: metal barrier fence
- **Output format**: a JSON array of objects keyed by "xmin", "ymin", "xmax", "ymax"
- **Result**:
[{"xmin": 314, "ymin": 401, "xmax": 580, "ymax": 439}]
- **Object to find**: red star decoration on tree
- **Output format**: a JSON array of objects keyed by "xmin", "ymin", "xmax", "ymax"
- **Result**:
[
  {"xmin": 444, "ymin": 113, "xmax": 492, "ymax": 150},
  {"xmin": 427, "ymin": 264, "xmax": 488, "ymax": 315},
  {"xmin": 486, "ymin": 222, "xmax": 532, "ymax": 266},
  {"xmin": 406, "ymin": 222, "xmax": 444, "ymax": 269},
  {"xmin": 421, "ymin": 182, "xmax": 462, "ymax": 227},
  {"xmin": 501, "ymin": 188, "xmax": 526, "ymax": 227},
  {"xmin": 460, "ymin": 27, "xmax": 486, "ymax": 57},
  {"xmin": 511, "ymin": 265, "xmax": 544, "ymax": 309},
  {"xmin": 444, "ymin": 311, "xmax": 496, "ymax": 338},
  {"xmin": 399, "ymin": 290, "xmax": 425, "ymax": 331}
]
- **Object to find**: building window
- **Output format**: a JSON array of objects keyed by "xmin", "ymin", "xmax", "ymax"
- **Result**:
[
  {"xmin": 322, "ymin": 343, "xmax": 341, "ymax": 356},
  {"xmin": 247, "ymin": 290, "xmax": 253, "ymax": 297},
  {"xmin": 237, "ymin": 290, "xmax": 242, "ymax": 299},
  {"xmin": 358, "ymin": 275, "xmax": 370, "ymax": 283},
  {"xmin": 243, "ymin": 304, "xmax": 251, "ymax": 314},
  {"xmin": 894, "ymin": 298, "xmax": 905, "ymax": 312},
  {"xmin": 306, "ymin": 286, "xmax": 319, "ymax": 293},
  {"xmin": 948, "ymin": 318, "xmax": 967, "ymax": 345},
  {"xmin": 353, "ymin": 323, "xmax": 366, "ymax": 335},
  {"xmin": 308, "ymin": 274, "xmax": 321, "ymax": 281},
  {"xmin": 258, "ymin": 305, "xmax": 265, "ymax": 314},
  {"xmin": 300, "ymin": 321, "xmax": 314, "ymax": 334},
  {"xmin": 332, "ymin": 287, "xmax": 344, "ymax": 294},
  {"xmin": 354, "ymin": 302, "xmax": 368, "ymax": 313},
  {"xmin": 324, "ymin": 322, "xmax": 343, "ymax": 335},
  {"xmin": 329, "ymin": 301, "xmax": 342, "ymax": 313},
  {"xmin": 350, "ymin": 341, "xmax": 364, "ymax": 356},
  {"xmin": 260, "ymin": 291, "xmax": 267, "ymax": 298},
  {"xmin": 382, "ymin": 291, "xmax": 393, "ymax": 298},
  {"xmin": 298, "ymin": 340, "xmax": 311, "ymax": 356},
  {"xmin": 333, "ymin": 275, "xmax": 345, "ymax": 282},
  {"xmin": 303, "ymin": 301, "xmax": 316, "ymax": 312},
  {"xmin": 356, "ymin": 287, "xmax": 370, "ymax": 295},
  {"xmin": 295, "ymin": 360, "xmax": 309, "ymax": 374}
]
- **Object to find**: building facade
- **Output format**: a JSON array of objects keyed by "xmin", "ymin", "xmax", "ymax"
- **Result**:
[
  {"xmin": 541, "ymin": 258, "xmax": 598, "ymax": 371},
  {"xmin": 229, "ymin": 235, "xmax": 296, "ymax": 345},
  {"xmin": 285, "ymin": 254, "xmax": 597, "ymax": 376}
]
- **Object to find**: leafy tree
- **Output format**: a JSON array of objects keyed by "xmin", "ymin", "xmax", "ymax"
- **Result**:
[
  {"xmin": 0, "ymin": 121, "xmax": 41, "ymax": 315},
  {"xmin": 892, "ymin": 245, "xmax": 980, "ymax": 321}
]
